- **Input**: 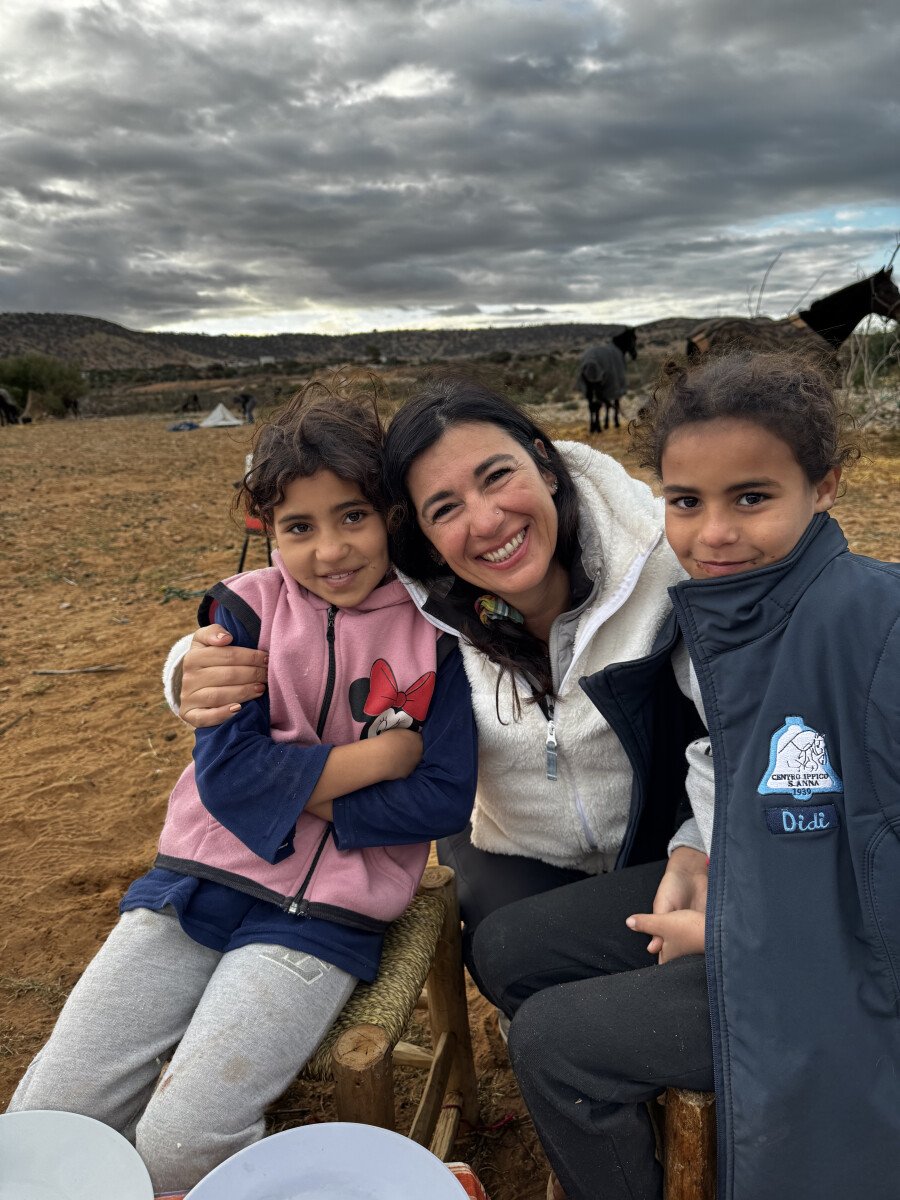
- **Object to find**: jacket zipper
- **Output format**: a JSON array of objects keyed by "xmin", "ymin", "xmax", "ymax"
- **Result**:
[
  {"xmin": 545, "ymin": 697, "xmax": 558, "ymax": 781},
  {"xmin": 285, "ymin": 826, "xmax": 332, "ymax": 915},
  {"xmin": 287, "ymin": 604, "xmax": 338, "ymax": 916},
  {"xmin": 315, "ymin": 605, "xmax": 338, "ymax": 739}
]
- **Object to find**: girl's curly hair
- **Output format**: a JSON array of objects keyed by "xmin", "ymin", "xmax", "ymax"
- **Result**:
[
  {"xmin": 234, "ymin": 373, "xmax": 387, "ymax": 526},
  {"xmin": 630, "ymin": 349, "xmax": 861, "ymax": 482}
]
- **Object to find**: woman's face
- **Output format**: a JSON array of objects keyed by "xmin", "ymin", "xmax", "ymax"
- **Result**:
[{"xmin": 406, "ymin": 421, "xmax": 563, "ymax": 614}]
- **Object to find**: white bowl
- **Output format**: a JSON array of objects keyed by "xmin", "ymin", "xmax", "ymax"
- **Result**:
[
  {"xmin": 0, "ymin": 1110, "xmax": 154, "ymax": 1200},
  {"xmin": 184, "ymin": 1122, "xmax": 468, "ymax": 1199}
]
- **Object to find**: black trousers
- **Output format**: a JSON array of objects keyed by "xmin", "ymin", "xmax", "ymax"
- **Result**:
[
  {"xmin": 436, "ymin": 826, "xmax": 592, "ymax": 992},
  {"xmin": 472, "ymin": 862, "xmax": 714, "ymax": 1200}
]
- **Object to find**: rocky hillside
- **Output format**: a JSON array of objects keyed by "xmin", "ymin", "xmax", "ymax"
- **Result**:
[{"xmin": 0, "ymin": 311, "xmax": 699, "ymax": 371}]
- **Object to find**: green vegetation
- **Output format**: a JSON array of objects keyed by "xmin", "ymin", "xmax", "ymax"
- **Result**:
[{"xmin": 0, "ymin": 354, "xmax": 86, "ymax": 417}]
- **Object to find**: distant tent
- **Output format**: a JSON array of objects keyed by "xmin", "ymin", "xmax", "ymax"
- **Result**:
[{"xmin": 200, "ymin": 402, "xmax": 243, "ymax": 428}]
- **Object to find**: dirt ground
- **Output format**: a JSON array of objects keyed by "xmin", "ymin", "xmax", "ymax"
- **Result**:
[{"xmin": 1, "ymin": 410, "xmax": 897, "ymax": 1199}]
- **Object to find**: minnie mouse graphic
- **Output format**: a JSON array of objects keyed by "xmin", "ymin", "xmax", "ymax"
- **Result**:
[{"xmin": 348, "ymin": 658, "xmax": 436, "ymax": 739}]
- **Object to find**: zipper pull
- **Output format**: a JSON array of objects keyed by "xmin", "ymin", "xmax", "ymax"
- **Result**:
[
  {"xmin": 327, "ymin": 606, "xmax": 337, "ymax": 641},
  {"xmin": 286, "ymin": 898, "xmax": 310, "ymax": 917},
  {"xmin": 545, "ymin": 700, "xmax": 558, "ymax": 781}
]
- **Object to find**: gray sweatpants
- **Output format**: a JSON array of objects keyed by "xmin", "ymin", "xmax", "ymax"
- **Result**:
[{"xmin": 8, "ymin": 907, "xmax": 356, "ymax": 1191}]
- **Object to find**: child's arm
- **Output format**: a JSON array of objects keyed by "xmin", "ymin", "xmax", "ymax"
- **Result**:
[
  {"xmin": 191, "ymin": 606, "xmax": 421, "ymax": 864},
  {"xmin": 633, "ymin": 643, "xmax": 713, "ymax": 962},
  {"xmin": 328, "ymin": 641, "xmax": 477, "ymax": 849}
]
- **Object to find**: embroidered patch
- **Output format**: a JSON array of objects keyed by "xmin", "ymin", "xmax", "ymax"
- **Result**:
[
  {"xmin": 765, "ymin": 803, "xmax": 839, "ymax": 835},
  {"xmin": 758, "ymin": 715, "xmax": 843, "ymax": 801}
]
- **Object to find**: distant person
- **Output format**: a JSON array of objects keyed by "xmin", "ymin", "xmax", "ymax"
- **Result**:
[
  {"xmin": 178, "ymin": 393, "xmax": 201, "ymax": 413},
  {"xmin": 236, "ymin": 392, "xmax": 257, "ymax": 423},
  {"xmin": 8, "ymin": 382, "xmax": 477, "ymax": 1193}
]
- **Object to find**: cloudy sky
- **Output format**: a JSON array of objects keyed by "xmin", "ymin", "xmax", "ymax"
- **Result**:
[{"xmin": 1, "ymin": 0, "xmax": 898, "ymax": 335}]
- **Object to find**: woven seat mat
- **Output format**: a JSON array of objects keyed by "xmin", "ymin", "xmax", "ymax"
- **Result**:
[{"xmin": 302, "ymin": 892, "xmax": 445, "ymax": 1081}]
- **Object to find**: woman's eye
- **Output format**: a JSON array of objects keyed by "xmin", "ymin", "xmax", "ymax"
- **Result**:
[
  {"xmin": 430, "ymin": 502, "xmax": 456, "ymax": 522},
  {"xmin": 737, "ymin": 492, "xmax": 768, "ymax": 507},
  {"xmin": 485, "ymin": 467, "xmax": 512, "ymax": 487}
]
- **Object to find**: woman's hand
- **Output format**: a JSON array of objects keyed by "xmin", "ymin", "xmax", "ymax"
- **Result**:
[
  {"xmin": 179, "ymin": 625, "xmax": 268, "ymax": 728},
  {"xmin": 625, "ymin": 909, "xmax": 705, "ymax": 964},
  {"xmin": 652, "ymin": 845, "xmax": 708, "ymax": 916}
]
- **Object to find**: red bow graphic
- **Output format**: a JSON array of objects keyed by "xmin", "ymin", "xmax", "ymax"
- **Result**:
[{"xmin": 363, "ymin": 659, "xmax": 435, "ymax": 722}]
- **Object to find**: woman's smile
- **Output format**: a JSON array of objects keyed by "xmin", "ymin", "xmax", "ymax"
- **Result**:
[
  {"xmin": 406, "ymin": 422, "xmax": 565, "ymax": 619},
  {"xmin": 479, "ymin": 526, "xmax": 528, "ymax": 565}
]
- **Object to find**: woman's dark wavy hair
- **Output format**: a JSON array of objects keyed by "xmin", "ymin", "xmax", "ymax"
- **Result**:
[
  {"xmin": 382, "ymin": 374, "xmax": 580, "ymax": 709},
  {"xmin": 631, "ymin": 349, "xmax": 861, "ymax": 481},
  {"xmin": 235, "ymin": 373, "xmax": 386, "ymax": 526}
]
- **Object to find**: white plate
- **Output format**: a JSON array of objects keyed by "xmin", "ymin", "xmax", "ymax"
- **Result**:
[
  {"xmin": 184, "ymin": 1122, "xmax": 468, "ymax": 1199},
  {"xmin": 0, "ymin": 1110, "xmax": 154, "ymax": 1200}
]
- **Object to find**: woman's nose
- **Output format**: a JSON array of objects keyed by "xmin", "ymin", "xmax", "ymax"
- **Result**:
[{"xmin": 469, "ymin": 496, "xmax": 504, "ymax": 536}]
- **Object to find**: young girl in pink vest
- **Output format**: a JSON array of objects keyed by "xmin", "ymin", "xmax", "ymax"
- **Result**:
[{"xmin": 8, "ymin": 382, "xmax": 477, "ymax": 1192}]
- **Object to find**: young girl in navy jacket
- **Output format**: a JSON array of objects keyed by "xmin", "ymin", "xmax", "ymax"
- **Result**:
[
  {"xmin": 474, "ymin": 350, "xmax": 899, "ymax": 1200},
  {"xmin": 8, "ymin": 382, "xmax": 477, "ymax": 1192}
]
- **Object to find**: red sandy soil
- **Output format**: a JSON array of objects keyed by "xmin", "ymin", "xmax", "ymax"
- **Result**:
[{"xmin": 1, "ymin": 413, "xmax": 896, "ymax": 1199}]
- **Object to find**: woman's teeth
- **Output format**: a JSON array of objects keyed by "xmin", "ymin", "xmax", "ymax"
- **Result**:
[{"xmin": 482, "ymin": 529, "xmax": 526, "ymax": 564}]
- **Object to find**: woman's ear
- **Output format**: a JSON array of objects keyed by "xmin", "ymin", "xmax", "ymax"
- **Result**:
[
  {"xmin": 814, "ymin": 467, "xmax": 841, "ymax": 512},
  {"xmin": 534, "ymin": 438, "xmax": 550, "ymax": 461}
]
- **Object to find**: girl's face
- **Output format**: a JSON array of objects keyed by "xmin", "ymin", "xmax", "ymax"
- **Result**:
[
  {"xmin": 660, "ymin": 418, "xmax": 840, "ymax": 580},
  {"xmin": 271, "ymin": 469, "xmax": 390, "ymax": 607},
  {"xmin": 405, "ymin": 421, "xmax": 566, "ymax": 616}
]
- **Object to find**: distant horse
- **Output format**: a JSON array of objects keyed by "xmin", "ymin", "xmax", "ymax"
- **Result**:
[
  {"xmin": 578, "ymin": 327, "xmax": 638, "ymax": 433},
  {"xmin": 0, "ymin": 387, "xmax": 21, "ymax": 425},
  {"xmin": 686, "ymin": 267, "xmax": 900, "ymax": 359}
]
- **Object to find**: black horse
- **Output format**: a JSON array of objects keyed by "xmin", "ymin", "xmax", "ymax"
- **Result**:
[
  {"xmin": 578, "ymin": 327, "xmax": 638, "ymax": 433},
  {"xmin": 0, "ymin": 387, "xmax": 21, "ymax": 425},
  {"xmin": 687, "ymin": 267, "xmax": 900, "ymax": 358}
]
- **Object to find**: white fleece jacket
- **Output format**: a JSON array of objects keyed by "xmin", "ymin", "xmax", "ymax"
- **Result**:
[{"xmin": 405, "ymin": 442, "xmax": 688, "ymax": 873}]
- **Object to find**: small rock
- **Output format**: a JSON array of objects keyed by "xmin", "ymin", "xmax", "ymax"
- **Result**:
[{"xmin": 59, "ymin": 602, "xmax": 72, "ymax": 610}]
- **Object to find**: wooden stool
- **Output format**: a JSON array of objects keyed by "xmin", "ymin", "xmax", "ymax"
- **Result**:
[
  {"xmin": 659, "ymin": 1088, "xmax": 716, "ymax": 1200},
  {"xmin": 299, "ymin": 865, "xmax": 479, "ymax": 1160}
]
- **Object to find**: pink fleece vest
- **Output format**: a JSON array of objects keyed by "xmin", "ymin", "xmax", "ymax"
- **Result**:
[{"xmin": 157, "ymin": 554, "xmax": 438, "ymax": 930}]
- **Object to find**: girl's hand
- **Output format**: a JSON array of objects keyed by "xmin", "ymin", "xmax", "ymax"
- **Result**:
[
  {"xmin": 180, "ymin": 625, "xmax": 268, "ymax": 728},
  {"xmin": 626, "ymin": 909, "xmax": 705, "ymax": 963},
  {"xmin": 652, "ymin": 846, "xmax": 708, "ymax": 915}
]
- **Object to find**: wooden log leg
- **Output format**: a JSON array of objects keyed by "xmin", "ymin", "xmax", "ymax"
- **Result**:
[
  {"xmin": 663, "ymin": 1088, "xmax": 716, "ymax": 1200},
  {"xmin": 332, "ymin": 1023, "xmax": 395, "ymax": 1131},
  {"xmin": 419, "ymin": 865, "xmax": 479, "ymax": 1127}
]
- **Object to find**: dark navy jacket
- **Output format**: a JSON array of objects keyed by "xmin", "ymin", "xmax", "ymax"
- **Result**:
[{"xmin": 587, "ymin": 513, "xmax": 900, "ymax": 1200}]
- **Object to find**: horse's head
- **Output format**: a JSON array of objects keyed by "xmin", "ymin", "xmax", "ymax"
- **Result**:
[
  {"xmin": 613, "ymin": 326, "xmax": 638, "ymax": 360},
  {"xmin": 873, "ymin": 267, "xmax": 900, "ymax": 322}
]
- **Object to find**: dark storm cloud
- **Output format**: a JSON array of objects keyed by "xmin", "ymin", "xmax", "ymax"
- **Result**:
[{"xmin": 1, "ymin": 0, "xmax": 898, "ymax": 329}]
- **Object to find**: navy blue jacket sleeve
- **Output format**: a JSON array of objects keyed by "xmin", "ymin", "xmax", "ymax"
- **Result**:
[
  {"xmin": 331, "ymin": 643, "xmax": 477, "ymax": 849},
  {"xmin": 192, "ymin": 603, "xmax": 332, "ymax": 864}
]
